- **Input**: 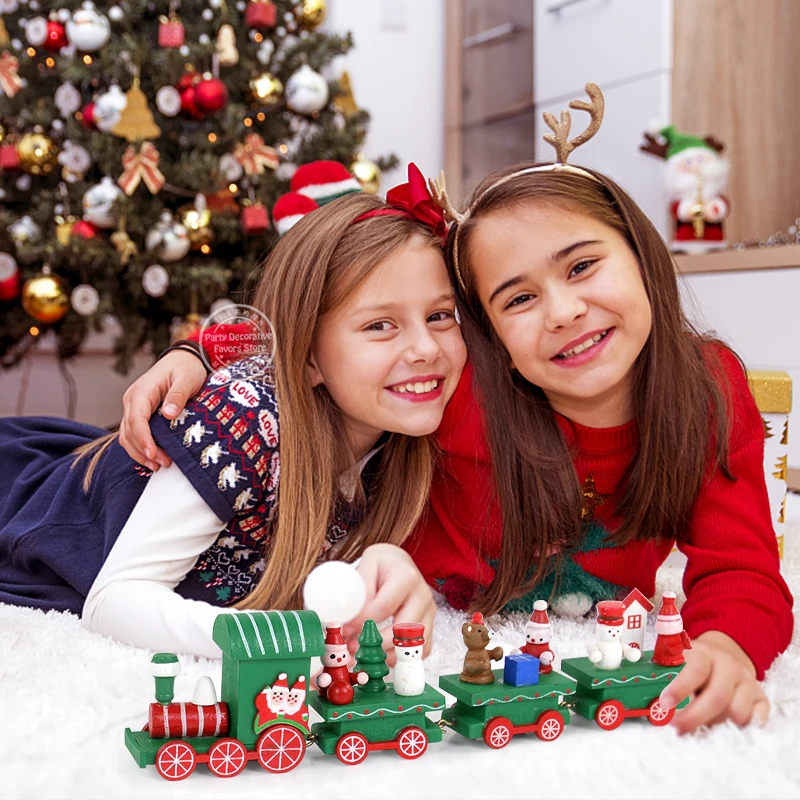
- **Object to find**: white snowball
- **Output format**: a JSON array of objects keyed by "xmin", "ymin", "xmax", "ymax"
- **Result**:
[
  {"xmin": 51, "ymin": 119, "xmax": 64, "ymax": 131},
  {"xmin": 54, "ymin": 203, "xmax": 64, "ymax": 214},
  {"xmin": 16, "ymin": 174, "xmax": 31, "ymax": 191},
  {"xmin": 209, "ymin": 0, "xmax": 222, "ymax": 7},
  {"xmin": 202, "ymin": 8, "xmax": 213, "ymax": 20},
  {"xmin": 303, "ymin": 561, "xmax": 367, "ymax": 626},
  {"xmin": 199, "ymin": 33, "xmax": 210, "ymax": 44},
  {"xmin": 179, "ymin": 44, "xmax": 189, "ymax": 56},
  {"xmin": 11, "ymin": 39, "xmax": 23, "ymax": 49},
  {"xmin": 57, "ymin": 8, "xmax": 70, "ymax": 22},
  {"xmin": 236, "ymin": 0, "xmax": 245, "ymax": 9},
  {"xmin": 108, "ymin": 5, "xmax": 124, "ymax": 20}
]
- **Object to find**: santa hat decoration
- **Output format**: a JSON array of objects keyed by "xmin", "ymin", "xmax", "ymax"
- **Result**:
[
  {"xmin": 271, "ymin": 191, "xmax": 319, "ymax": 236},
  {"xmin": 324, "ymin": 622, "xmax": 348, "ymax": 651},
  {"xmin": 291, "ymin": 160, "xmax": 361, "ymax": 206},
  {"xmin": 655, "ymin": 591, "xmax": 684, "ymax": 635},
  {"xmin": 392, "ymin": 622, "xmax": 425, "ymax": 648},
  {"xmin": 272, "ymin": 672, "xmax": 289, "ymax": 693},
  {"xmin": 289, "ymin": 675, "xmax": 306, "ymax": 696},
  {"xmin": 526, "ymin": 599, "xmax": 551, "ymax": 629},
  {"xmin": 470, "ymin": 612, "xmax": 485, "ymax": 626},
  {"xmin": 656, "ymin": 124, "xmax": 716, "ymax": 160},
  {"xmin": 596, "ymin": 600, "xmax": 625, "ymax": 627}
]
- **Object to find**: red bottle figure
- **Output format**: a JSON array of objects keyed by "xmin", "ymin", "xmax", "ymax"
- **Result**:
[
  {"xmin": 315, "ymin": 622, "xmax": 368, "ymax": 705},
  {"xmin": 652, "ymin": 592, "xmax": 692, "ymax": 667},
  {"xmin": 519, "ymin": 600, "xmax": 555, "ymax": 673}
]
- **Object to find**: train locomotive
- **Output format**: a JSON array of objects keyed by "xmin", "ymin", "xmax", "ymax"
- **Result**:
[{"xmin": 124, "ymin": 591, "xmax": 690, "ymax": 781}]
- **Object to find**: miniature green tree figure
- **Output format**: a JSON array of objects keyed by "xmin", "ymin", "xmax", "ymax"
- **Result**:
[{"xmin": 354, "ymin": 619, "xmax": 389, "ymax": 693}]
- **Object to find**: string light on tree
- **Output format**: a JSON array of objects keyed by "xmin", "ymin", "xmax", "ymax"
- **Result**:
[{"xmin": 249, "ymin": 71, "xmax": 282, "ymax": 107}]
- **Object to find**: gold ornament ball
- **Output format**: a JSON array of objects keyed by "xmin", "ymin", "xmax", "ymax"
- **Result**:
[
  {"xmin": 296, "ymin": 0, "xmax": 327, "ymax": 29},
  {"xmin": 22, "ymin": 272, "xmax": 70, "ymax": 324},
  {"xmin": 350, "ymin": 156, "xmax": 382, "ymax": 195},
  {"xmin": 249, "ymin": 73, "xmax": 283, "ymax": 107},
  {"xmin": 180, "ymin": 205, "xmax": 214, "ymax": 250},
  {"xmin": 18, "ymin": 132, "xmax": 59, "ymax": 176}
]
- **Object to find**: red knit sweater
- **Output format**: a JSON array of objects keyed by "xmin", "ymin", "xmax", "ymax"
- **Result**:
[{"xmin": 194, "ymin": 329, "xmax": 792, "ymax": 677}]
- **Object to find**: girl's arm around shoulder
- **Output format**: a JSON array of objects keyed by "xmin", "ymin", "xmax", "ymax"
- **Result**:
[
  {"xmin": 679, "ymin": 342, "xmax": 793, "ymax": 679},
  {"xmin": 82, "ymin": 463, "xmax": 232, "ymax": 657}
]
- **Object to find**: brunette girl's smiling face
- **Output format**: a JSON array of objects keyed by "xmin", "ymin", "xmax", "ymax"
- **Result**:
[
  {"xmin": 470, "ymin": 202, "xmax": 652, "ymax": 427},
  {"xmin": 309, "ymin": 236, "xmax": 467, "ymax": 459}
]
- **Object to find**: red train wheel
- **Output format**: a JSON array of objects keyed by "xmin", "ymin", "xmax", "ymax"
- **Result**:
[
  {"xmin": 483, "ymin": 716, "xmax": 513, "ymax": 749},
  {"xmin": 257, "ymin": 724, "xmax": 306, "ymax": 773},
  {"xmin": 647, "ymin": 697, "xmax": 675, "ymax": 726},
  {"xmin": 397, "ymin": 726, "xmax": 428, "ymax": 760},
  {"xmin": 155, "ymin": 741, "xmax": 197, "ymax": 781},
  {"xmin": 595, "ymin": 700, "xmax": 625, "ymax": 731},
  {"xmin": 336, "ymin": 732, "xmax": 369, "ymax": 765},
  {"xmin": 535, "ymin": 709, "xmax": 564, "ymax": 741},
  {"xmin": 207, "ymin": 738, "xmax": 248, "ymax": 777}
]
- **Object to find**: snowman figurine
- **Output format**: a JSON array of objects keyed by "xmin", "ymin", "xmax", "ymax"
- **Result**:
[
  {"xmin": 587, "ymin": 600, "xmax": 641, "ymax": 670},
  {"xmin": 392, "ymin": 623, "xmax": 426, "ymax": 697},
  {"xmin": 82, "ymin": 177, "xmax": 123, "ymax": 229}
]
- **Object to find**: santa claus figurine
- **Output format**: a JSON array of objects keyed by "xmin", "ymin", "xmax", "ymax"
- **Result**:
[
  {"xmin": 284, "ymin": 676, "xmax": 309, "ymax": 727},
  {"xmin": 315, "ymin": 622, "xmax": 368, "ymax": 705},
  {"xmin": 641, "ymin": 123, "xmax": 730, "ymax": 253},
  {"xmin": 652, "ymin": 592, "xmax": 692, "ymax": 667},
  {"xmin": 254, "ymin": 672, "xmax": 289, "ymax": 727},
  {"xmin": 517, "ymin": 600, "xmax": 555, "ymax": 674}
]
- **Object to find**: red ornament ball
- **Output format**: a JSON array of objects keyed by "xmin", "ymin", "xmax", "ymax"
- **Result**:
[
  {"xmin": 71, "ymin": 219, "xmax": 101, "ymax": 239},
  {"xmin": 180, "ymin": 86, "xmax": 205, "ymax": 120},
  {"xmin": 80, "ymin": 102, "xmax": 97, "ymax": 129},
  {"xmin": 44, "ymin": 20, "xmax": 68, "ymax": 51},
  {"xmin": 193, "ymin": 78, "xmax": 228, "ymax": 113},
  {"xmin": 177, "ymin": 71, "xmax": 202, "ymax": 92}
]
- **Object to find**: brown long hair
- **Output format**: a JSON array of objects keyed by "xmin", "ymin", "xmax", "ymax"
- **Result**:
[
  {"xmin": 76, "ymin": 193, "xmax": 442, "ymax": 610},
  {"xmin": 450, "ymin": 163, "xmax": 736, "ymax": 614}
]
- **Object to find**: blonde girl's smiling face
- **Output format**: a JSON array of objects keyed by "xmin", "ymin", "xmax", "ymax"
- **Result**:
[
  {"xmin": 308, "ymin": 236, "xmax": 467, "ymax": 458},
  {"xmin": 470, "ymin": 203, "xmax": 652, "ymax": 427}
]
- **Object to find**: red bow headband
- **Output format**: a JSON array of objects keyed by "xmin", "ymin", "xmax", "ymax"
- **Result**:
[{"xmin": 352, "ymin": 162, "xmax": 447, "ymax": 243}]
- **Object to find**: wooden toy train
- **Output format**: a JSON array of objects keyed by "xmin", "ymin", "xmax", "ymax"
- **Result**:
[{"xmin": 125, "ymin": 590, "xmax": 690, "ymax": 780}]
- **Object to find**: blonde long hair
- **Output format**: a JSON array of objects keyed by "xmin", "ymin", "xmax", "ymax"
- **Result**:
[{"xmin": 76, "ymin": 193, "xmax": 442, "ymax": 610}]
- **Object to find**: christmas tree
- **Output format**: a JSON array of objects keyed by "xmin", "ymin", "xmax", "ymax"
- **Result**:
[
  {"xmin": 354, "ymin": 619, "xmax": 388, "ymax": 693},
  {"xmin": 0, "ymin": 0, "xmax": 396, "ymax": 373}
]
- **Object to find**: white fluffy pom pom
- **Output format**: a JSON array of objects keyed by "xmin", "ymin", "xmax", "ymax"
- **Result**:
[
  {"xmin": 550, "ymin": 592, "xmax": 593, "ymax": 618},
  {"xmin": 303, "ymin": 561, "xmax": 367, "ymax": 625}
]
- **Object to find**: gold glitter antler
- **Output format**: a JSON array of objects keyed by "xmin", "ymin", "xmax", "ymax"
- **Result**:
[
  {"xmin": 428, "ymin": 170, "xmax": 464, "ymax": 225},
  {"xmin": 542, "ymin": 82, "xmax": 605, "ymax": 163}
]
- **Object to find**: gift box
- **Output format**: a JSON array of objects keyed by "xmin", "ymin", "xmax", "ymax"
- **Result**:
[
  {"xmin": 0, "ymin": 143, "xmax": 21, "ymax": 171},
  {"xmin": 241, "ymin": 202, "xmax": 270, "ymax": 235},
  {"xmin": 245, "ymin": 0, "xmax": 277, "ymax": 29},
  {"xmin": 749, "ymin": 370, "xmax": 793, "ymax": 560},
  {"xmin": 158, "ymin": 16, "xmax": 185, "ymax": 48}
]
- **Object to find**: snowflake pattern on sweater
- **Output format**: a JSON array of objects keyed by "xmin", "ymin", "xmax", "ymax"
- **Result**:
[{"xmin": 151, "ymin": 355, "xmax": 374, "ymax": 605}]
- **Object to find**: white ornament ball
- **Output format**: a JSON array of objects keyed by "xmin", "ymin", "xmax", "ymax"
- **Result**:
[
  {"xmin": 54, "ymin": 203, "xmax": 64, "ymax": 215},
  {"xmin": 145, "ymin": 211, "xmax": 191, "ymax": 263},
  {"xmin": 55, "ymin": 81, "xmax": 82, "ymax": 117},
  {"xmin": 202, "ymin": 8, "xmax": 213, "ymax": 20},
  {"xmin": 2, "ymin": 0, "xmax": 20, "ymax": 13},
  {"xmin": 155, "ymin": 85, "xmax": 181, "ymax": 117},
  {"xmin": 218, "ymin": 152, "xmax": 244, "ymax": 182},
  {"xmin": 9, "ymin": 215, "xmax": 42, "ymax": 245},
  {"xmin": 66, "ymin": 1, "xmax": 111, "ymax": 52},
  {"xmin": 108, "ymin": 5, "xmax": 124, "ymax": 21},
  {"xmin": 94, "ymin": 85, "xmax": 128, "ymax": 133},
  {"xmin": 303, "ymin": 561, "xmax": 367, "ymax": 626},
  {"xmin": 236, "ymin": 0, "xmax": 245, "ymax": 10},
  {"xmin": 199, "ymin": 33, "xmax": 210, "ymax": 44},
  {"xmin": 51, "ymin": 119, "xmax": 65, "ymax": 132},
  {"xmin": 71, "ymin": 284, "xmax": 100, "ymax": 316},
  {"xmin": 285, "ymin": 64, "xmax": 329, "ymax": 115},
  {"xmin": 11, "ymin": 38, "xmax": 23, "ymax": 50},
  {"xmin": 25, "ymin": 16, "xmax": 48, "ymax": 46},
  {"xmin": 209, "ymin": 297, "xmax": 234, "ymax": 314},
  {"xmin": 56, "ymin": 8, "xmax": 70, "ymax": 22},
  {"xmin": 15, "ymin": 174, "xmax": 31, "ymax": 192},
  {"xmin": 29, "ymin": 0, "xmax": 38, "ymax": 8},
  {"xmin": 209, "ymin": 0, "xmax": 222, "ymax": 7},
  {"xmin": 275, "ymin": 25, "xmax": 285, "ymax": 36},
  {"xmin": 82, "ymin": 176, "xmax": 123, "ymax": 229},
  {"xmin": 179, "ymin": 44, "xmax": 189, "ymax": 56},
  {"xmin": 142, "ymin": 264, "xmax": 169, "ymax": 297},
  {"xmin": 58, "ymin": 141, "xmax": 92, "ymax": 175}
]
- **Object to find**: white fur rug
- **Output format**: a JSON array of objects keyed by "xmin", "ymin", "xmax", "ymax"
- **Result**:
[{"xmin": 3, "ymin": 496, "xmax": 800, "ymax": 800}]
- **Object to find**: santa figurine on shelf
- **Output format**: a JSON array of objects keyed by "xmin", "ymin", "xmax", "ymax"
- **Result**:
[
  {"xmin": 315, "ymin": 622, "xmax": 368, "ymax": 705},
  {"xmin": 640, "ymin": 123, "xmax": 730, "ymax": 253},
  {"xmin": 516, "ymin": 600, "xmax": 555, "ymax": 674},
  {"xmin": 652, "ymin": 592, "xmax": 692, "ymax": 667}
]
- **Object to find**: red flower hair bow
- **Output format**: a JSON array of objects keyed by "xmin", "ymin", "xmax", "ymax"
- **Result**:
[{"xmin": 385, "ymin": 163, "xmax": 448, "ymax": 242}]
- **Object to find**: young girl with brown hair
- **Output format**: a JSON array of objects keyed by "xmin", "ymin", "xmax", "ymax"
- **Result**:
[{"xmin": 0, "ymin": 174, "xmax": 466, "ymax": 659}]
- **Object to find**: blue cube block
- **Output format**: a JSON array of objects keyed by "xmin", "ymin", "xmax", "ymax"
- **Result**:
[{"xmin": 503, "ymin": 653, "xmax": 540, "ymax": 686}]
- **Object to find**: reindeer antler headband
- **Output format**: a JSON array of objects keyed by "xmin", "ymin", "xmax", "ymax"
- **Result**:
[{"xmin": 432, "ymin": 82, "xmax": 605, "ymax": 291}]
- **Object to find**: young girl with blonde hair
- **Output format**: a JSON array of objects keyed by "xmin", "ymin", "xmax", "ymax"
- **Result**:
[{"xmin": 0, "ymin": 172, "xmax": 466, "ymax": 659}]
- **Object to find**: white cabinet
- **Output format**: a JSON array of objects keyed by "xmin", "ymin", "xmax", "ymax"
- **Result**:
[{"xmin": 533, "ymin": 0, "xmax": 673, "ymax": 238}]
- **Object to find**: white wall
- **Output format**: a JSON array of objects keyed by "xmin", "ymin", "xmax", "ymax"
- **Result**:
[{"xmin": 324, "ymin": 0, "xmax": 446, "ymax": 187}]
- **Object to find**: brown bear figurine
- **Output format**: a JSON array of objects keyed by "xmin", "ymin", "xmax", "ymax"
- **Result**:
[{"xmin": 459, "ymin": 612, "xmax": 504, "ymax": 685}]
